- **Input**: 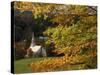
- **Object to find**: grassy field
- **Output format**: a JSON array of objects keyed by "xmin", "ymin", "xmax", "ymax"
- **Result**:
[{"xmin": 14, "ymin": 57, "xmax": 46, "ymax": 73}]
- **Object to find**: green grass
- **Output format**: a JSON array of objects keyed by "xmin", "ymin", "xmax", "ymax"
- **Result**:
[{"xmin": 14, "ymin": 57, "xmax": 46, "ymax": 74}]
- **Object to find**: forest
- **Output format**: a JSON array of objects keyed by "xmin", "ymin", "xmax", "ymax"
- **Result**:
[{"xmin": 12, "ymin": 1, "xmax": 97, "ymax": 73}]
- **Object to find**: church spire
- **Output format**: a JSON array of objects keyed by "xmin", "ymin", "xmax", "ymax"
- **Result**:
[{"xmin": 30, "ymin": 32, "xmax": 35, "ymax": 47}]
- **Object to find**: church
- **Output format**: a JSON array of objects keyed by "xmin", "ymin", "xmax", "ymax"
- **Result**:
[{"xmin": 25, "ymin": 32, "xmax": 47, "ymax": 57}]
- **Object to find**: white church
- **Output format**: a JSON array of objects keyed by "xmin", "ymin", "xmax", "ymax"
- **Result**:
[{"xmin": 25, "ymin": 32, "xmax": 47, "ymax": 57}]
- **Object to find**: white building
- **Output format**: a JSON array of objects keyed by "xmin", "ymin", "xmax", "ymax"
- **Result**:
[{"xmin": 25, "ymin": 32, "xmax": 47, "ymax": 57}]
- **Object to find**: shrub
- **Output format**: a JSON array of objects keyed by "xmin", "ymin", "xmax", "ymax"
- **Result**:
[
  {"xmin": 14, "ymin": 42, "xmax": 26, "ymax": 60},
  {"xmin": 14, "ymin": 48, "xmax": 26, "ymax": 60}
]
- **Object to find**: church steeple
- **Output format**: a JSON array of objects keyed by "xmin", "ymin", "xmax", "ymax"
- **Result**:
[{"xmin": 30, "ymin": 32, "xmax": 35, "ymax": 47}]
